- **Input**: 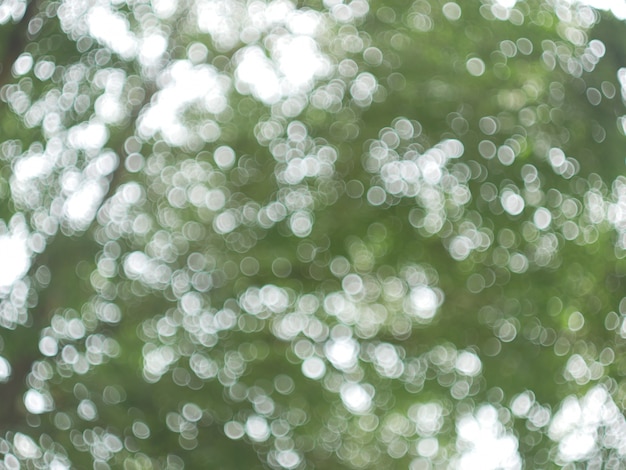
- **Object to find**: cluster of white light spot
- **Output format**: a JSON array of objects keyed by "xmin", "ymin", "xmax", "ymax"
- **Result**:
[
  {"xmin": 0, "ymin": 0, "xmax": 26, "ymax": 24},
  {"xmin": 340, "ymin": 382, "xmax": 373, "ymax": 414},
  {"xmin": 273, "ymin": 449, "xmax": 302, "ymax": 470},
  {"xmin": 0, "ymin": 230, "xmax": 29, "ymax": 289},
  {"xmin": 324, "ymin": 0, "xmax": 369, "ymax": 22},
  {"xmin": 77, "ymin": 399, "xmax": 98, "ymax": 421},
  {"xmin": 69, "ymin": 427, "xmax": 124, "ymax": 463},
  {"xmin": 549, "ymin": 385, "xmax": 626, "ymax": 463},
  {"xmin": 455, "ymin": 405, "xmax": 522, "ymax": 470},
  {"xmin": 87, "ymin": 6, "xmax": 138, "ymax": 59},
  {"xmin": 213, "ymin": 209, "xmax": 239, "ymax": 234},
  {"xmin": 0, "ymin": 433, "xmax": 70, "ymax": 469},
  {"xmin": 24, "ymin": 389, "xmax": 53, "ymax": 414},
  {"xmin": 350, "ymin": 72, "xmax": 378, "ymax": 106},
  {"xmin": 13, "ymin": 152, "xmax": 54, "ymax": 183},
  {"xmin": 500, "ymin": 189, "xmax": 525, "ymax": 216},
  {"xmin": 240, "ymin": 284, "xmax": 291, "ymax": 317},
  {"xmin": 93, "ymin": 68, "xmax": 128, "ymax": 125},
  {"xmin": 63, "ymin": 152, "xmax": 118, "ymax": 231},
  {"xmin": 67, "ymin": 122, "xmax": 108, "ymax": 151},
  {"xmin": 548, "ymin": 148, "xmax": 579, "ymax": 179},
  {"xmin": 371, "ymin": 343, "xmax": 404, "ymax": 378},
  {"xmin": 273, "ymin": 298, "xmax": 327, "ymax": 342},
  {"xmin": 540, "ymin": 13, "xmax": 606, "ymax": 76},
  {"xmin": 563, "ymin": 353, "xmax": 604, "ymax": 385},
  {"xmin": 139, "ymin": 33, "xmax": 168, "ymax": 67},
  {"xmin": 196, "ymin": 0, "xmax": 244, "ymax": 51},
  {"xmin": 607, "ymin": 176, "xmax": 626, "ymax": 251},
  {"xmin": 279, "ymin": 35, "xmax": 331, "ymax": 91},
  {"xmin": 13, "ymin": 433, "xmax": 42, "ymax": 459},
  {"xmin": 289, "ymin": 211, "xmax": 313, "ymax": 238},
  {"xmin": 246, "ymin": 415, "xmax": 271, "ymax": 442},
  {"xmin": 327, "ymin": 261, "xmax": 444, "ymax": 333},
  {"xmin": 409, "ymin": 5, "xmax": 434, "ymax": 32},
  {"xmin": 39, "ymin": 315, "xmax": 120, "ymax": 378},
  {"xmin": 235, "ymin": 47, "xmax": 283, "ymax": 104},
  {"xmin": 310, "ymin": 78, "xmax": 345, "ymax": 112},
  {"xmin": 509, "ymin": 390, "xmax": 552, "ymax": 429},
  {"xmin": 366, "ymin": 121, "xmax": 470, "ymax": 242},
  {"xmin": 405, "ymin": 285, "xmax": 443, "ymax": 321},
  {"xmin": 205, "ymin": 0, "xmax": 331, "ymax": 105},
  {"xmin": 422, "ymin": 344, "xmax": 483, "ymax": 401},
  {"xmin": 8, "ymin": 2, "xmax": 626, "ymax": 469},
  {"xmin": 533, "ymin": 207, "xmax": 552, "ymax": 230},
  {"xmin": 455, "ymin": 351, "xmax": 482, "ymax": 376},
  {"xmin": 97, "ymin": 182, "xmax": 149, "ymax": 243},
  {"xmin": 0, "ymin": 215, "xmax": 33, "ymax": 340},
  {"xmin": 261, "ymin": 121, "xmax": 339, "ymax": 238},
  {"xmin": 325, "ymin": 336, "xmax": 359, "ymax": 372},
  {"xmin": 189, "ymin": 353, "xmax": 219, "ymax": 380},
  {"xmin": 143, "ymin": 344, "xmax": 178, "ymax": 383},
  {"xmin": 123, "ymin": 251, "xmax": 172, "ymax": 290},
  {"xmin": 410, "ymin": 402, "xmax": 444, "ymax": 437},
  {"xmin": 323, "ymin": 292, "xmax": 372, "ymax": 332},
  {"xmin": 448, "ymin": 222, "xmax": 493, "ymax": 262},
  {"xmin": 225, "ymin": 412, "xmax": 303, "ymax": 469},
  {"xmin": 164, "ymin": 406, "xmax": 204, "ymax": 450},
  {"xmin": 139, "ymin": 61, "xmax": 230, "ymax": 146},
  {"xmin": 9, "ymin": 143, "xmax": 57, "ymax": 210},
  {"xmin": 280, "ymin": 149, "xmax": 334, "ymax": 185},
  {"xmin": 0, "ymin": 356, "xmax": 11, "ymax": 383}
]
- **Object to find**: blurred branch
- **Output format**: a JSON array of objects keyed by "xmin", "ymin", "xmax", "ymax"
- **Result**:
[
  {"xmin": 0, "ymin": 0, "xmax": 39, "ymax": 88},
  {"xmin": 95, "ymin": 81, "xmax": 157, "ymax": 226},
  {"xmin": 0, "ymin": 233, "xmax": 99, "ymax": 431},
  {"xmin": 0, "ymin": 354, "xmax": 36, "ymax": 431},
  {"xmin": 0, "ymin": 25, "xmax": 161, "ymax": 432}
]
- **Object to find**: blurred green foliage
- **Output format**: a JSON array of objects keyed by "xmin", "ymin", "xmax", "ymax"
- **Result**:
[{"xmin": 0, "ymin": 0, "xmax": 625, "ymax": 468}]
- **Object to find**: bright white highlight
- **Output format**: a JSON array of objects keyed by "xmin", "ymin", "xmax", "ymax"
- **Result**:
[
  {"xmin": 302, "ymin": 356, "xmax": 326, "ymax": 379},
  {"xmin": 574, "ymin": 0, "xmax": 626, "ymax": 19},
  {"xmin": 549, "ymin": 385, "xmax": 626, "ymax": 462},
  {"xmin": 88, "ymin": 7, "xmax": 138, "ymax": 59},
  {"xmin": 455, "ymin": 351, "xmax": 482, "ymax": 376},
  {"xmin": 456, "ymin": 405, "xmax": 522, "ymax": 469},
  {"xmin": 139, "ymin": 61, "xmax": 229, "ymax": 145},
  {"xmin": 276, "ymin": 449, "xmax": 301, "ymax": 469},
  {"xmin": 14, "ymin": 153, "xmax": 54, "ymax": 181},
  {"xmin": 0, "ymin": 234, "xmax": 29, "ymax": 288},
  {"xmin": 373, "ymin": 343, "xmax": 403, "ymax": 378},
  {"xmin": 466, "ymin": 57, "xmax": 486, "ymax": 76},
  {"xmin": 245, "ymin": 415, "xmax": 270, "ymax": 442},
  {"xmin": 501, "ymin": 190, "xmax": 525, "ymax": 216},
  {"xmin": 14, "ymin": 433, "xmax": 41, "ymax": 459},
  {"xmin": 24, "ymin": 389, "xmax": 50, "ymax": 414},
  {"xmin": 406, "ymin": 286, "xmax": 441, "ymax": 320},
  {"xmin": 340, "ymin": 383, "xmax": 372, "ymax": 414},
  {"xmin": 63, "ymin": 180, "xmax": 107, "ymax": 230},
  {"xmin": 0, "ymin": 356, "xmax": 11, "ymax": 382},
  {"xmin": 325, "ymin": 337, "xmax": 359, "ymax": 371},
  {"xmin": 231, "ymin": 3, "xmax": 329, "ymax": 105},
  {"xmin": 534, "ymin": 207, "xmax": 552, "ymax": 229},
  {"xmin": 140, "ymin": 34, "xmax": 168, "ymax": 64}
]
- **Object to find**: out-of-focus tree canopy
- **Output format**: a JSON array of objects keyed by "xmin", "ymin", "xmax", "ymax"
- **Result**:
[{"xmin": 1, "ymin": 0, "xmax": 626, "ymax": 468}]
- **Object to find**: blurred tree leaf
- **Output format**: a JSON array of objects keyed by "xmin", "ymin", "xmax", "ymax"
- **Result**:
[{"xmin": 0, "ymin": 0, "xmax": 625, "ymax": 469}]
